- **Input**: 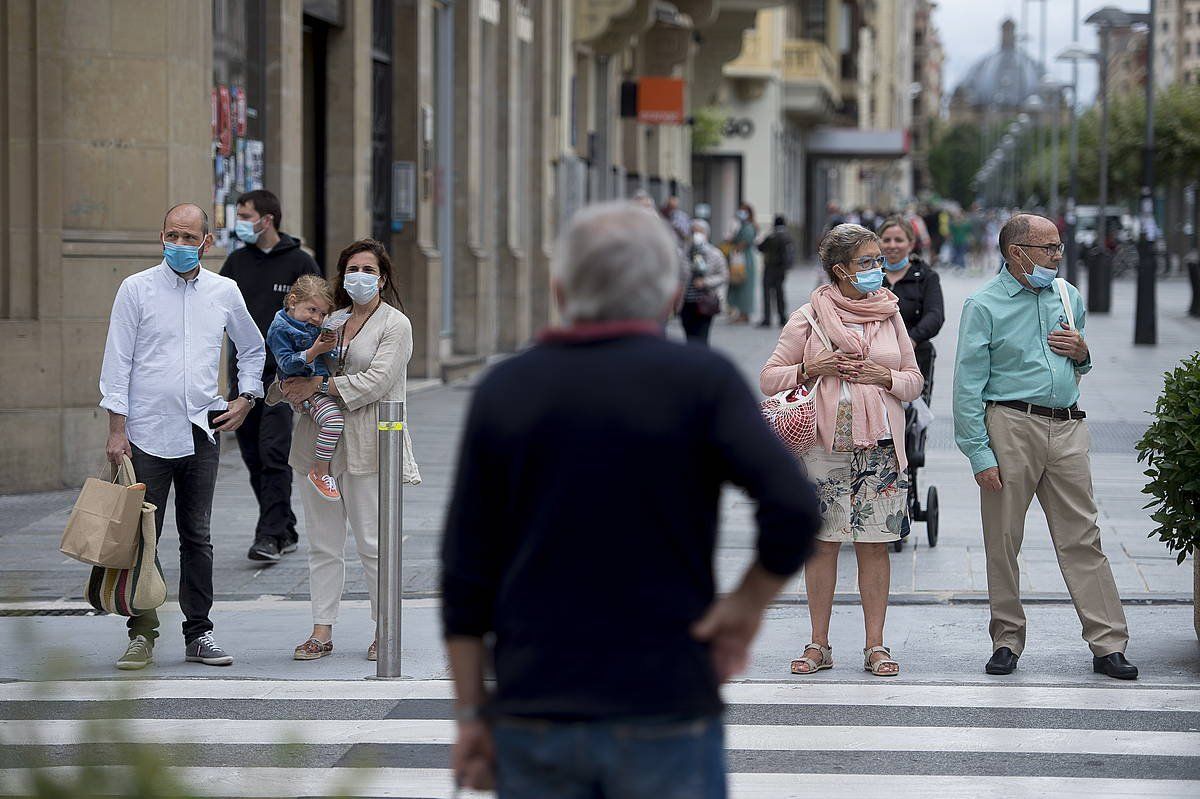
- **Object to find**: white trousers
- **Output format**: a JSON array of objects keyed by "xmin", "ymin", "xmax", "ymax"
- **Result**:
[{"xmin": 300, "ymin": 471, "xmax": 379, "ymax": 626}]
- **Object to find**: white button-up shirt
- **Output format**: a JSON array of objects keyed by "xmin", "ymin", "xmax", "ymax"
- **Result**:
[{"xmin": 100, "ymin": 261, "xmax": 266, "ymax": 458}]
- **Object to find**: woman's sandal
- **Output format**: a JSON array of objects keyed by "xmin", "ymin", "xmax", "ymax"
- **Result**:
[
  {"xmin": 790, "ymin": 643, "xmax": 833, "ymax": 675},
  {"xmin": 293, "ymin": 637, "xmax": 334, "ymax": 661},
  {"xmin": 863, "ymin": 645, "xmax": 899, "ymax": 676}
]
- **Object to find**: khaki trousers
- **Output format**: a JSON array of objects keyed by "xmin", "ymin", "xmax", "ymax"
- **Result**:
[
  {"xmin": 300, "ymin": 471, "xmax": 379, "ymax": 626},
  {"xmin": 981, "ymin": 404, "xmax": 1129, "ymax": 657}
]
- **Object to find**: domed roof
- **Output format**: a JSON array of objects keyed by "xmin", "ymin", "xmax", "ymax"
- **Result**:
[{"xmin": 954, "ymin": 19, "xmax": 1044, "ymax": 109}]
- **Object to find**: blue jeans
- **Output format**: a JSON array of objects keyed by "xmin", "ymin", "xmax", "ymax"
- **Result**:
[{"xmin": 492, "ymin": 715, "xmax": 726, "ymax": 799}]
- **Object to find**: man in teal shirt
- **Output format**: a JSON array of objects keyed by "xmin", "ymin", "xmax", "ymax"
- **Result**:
[{"xmin": 953, "ymin": 213, "xmax": 1135, "ymax": 680}]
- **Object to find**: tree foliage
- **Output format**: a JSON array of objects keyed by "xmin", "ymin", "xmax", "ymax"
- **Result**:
[
  {"xmin": 1018, "ymin": 83, "xmax": 1200, "ymax": 207},
  {"xmin": 691, "ymin": 106, "xmax": 727, "ymax": 152},
  {"xmin": 929, "ymin": 122, "xmax": 982, "ymax": 207}
]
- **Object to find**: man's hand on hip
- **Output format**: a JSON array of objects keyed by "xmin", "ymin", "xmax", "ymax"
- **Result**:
[
  {"xmin": 213, "ymin": 397, "xmax": 253, "ymax": 433},
  {"xmin": 975, "ymin": 467, "xmax": 1003, "ymax": 493},
  {"xmin": 1048, "ymin": 322, "xmax": 1089, "ymax": 363},
  {"xmin": 106, "ymin": 430, "xmax": 132, "ymax": 465}
]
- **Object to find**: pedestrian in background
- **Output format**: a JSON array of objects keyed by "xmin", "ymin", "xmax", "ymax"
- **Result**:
[
  {"xmin": 761, "ymin": 223, "xmax": 923, "ymax": 678},
  {"xmin": 725, "ymin": 202, "xmax": 758, "ymax": 324},
  {"xmin": 100, "ymin": 203, "xmax": 265, "ymax": 670},
  {"xmin": 442, "ymin": 201, "xmax": 821, "ymax": 797},
  {"xmin": 680, "ymin": 218, "xmax": 729, "ymax": 345},
  {"xmin": 219, "ymin": 189, "xmax": 321, "ymax": 563},
  {"xmin": 878, "ymin": 216, "xmax": 944, "ymax": 401},
  {"xmin": 953, "ymin": 213, "xmax": 1137, "ymax": 681},
  {"xmin": 757, "ymin": 214, "xmax": 796, "ymax": 328},
  {"xmin": 280, "ymin": 239, "xmax": 421, "ymax": 663},
  {"xmin": 660, "ymin": 194, "xmax": 691, "ymax": 244}
]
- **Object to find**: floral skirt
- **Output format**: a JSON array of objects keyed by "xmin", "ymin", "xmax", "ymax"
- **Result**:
[{"xmin": 805, "ymin": 443, "xmax": 910, "ymax": 543}]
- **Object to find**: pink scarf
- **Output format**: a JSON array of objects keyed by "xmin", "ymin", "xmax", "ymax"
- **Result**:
[{"xmin": 809, "ymin": 284, "xmax": 899, "ymax": 448}]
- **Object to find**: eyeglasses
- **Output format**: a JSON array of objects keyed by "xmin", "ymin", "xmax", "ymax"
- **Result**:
[
  {"xmin": 1015, "ymin": 242, "xmax": 1065, "ymax": 257},
  {"xmin": 848, "ymin": 256, "xmax": 886, "ymax": 270}
]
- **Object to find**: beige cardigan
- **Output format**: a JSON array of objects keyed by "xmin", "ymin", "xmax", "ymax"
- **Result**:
[{"xmin": 288, "ymin": 302, "xmax": 421, "ymax": 482}]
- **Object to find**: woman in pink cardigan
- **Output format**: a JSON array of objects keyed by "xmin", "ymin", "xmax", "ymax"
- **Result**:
[{"xmin": 760, "ymin": 223, "xmax": 923, "ymax": 677}]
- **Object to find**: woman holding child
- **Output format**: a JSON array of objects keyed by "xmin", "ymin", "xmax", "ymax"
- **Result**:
[{"xmin": 278, "ymin": 238, "xmax": 421, "ymax": 661}]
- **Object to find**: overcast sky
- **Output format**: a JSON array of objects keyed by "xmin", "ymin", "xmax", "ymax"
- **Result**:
[{"xmin": 932, "ymin": 0, "xmax": 1150, "ymax": 110}]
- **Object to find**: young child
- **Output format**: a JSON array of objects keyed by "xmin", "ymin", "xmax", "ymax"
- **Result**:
[{"xmin": 266, "ymin": 275, "xmax": 345, "ymax": 501}]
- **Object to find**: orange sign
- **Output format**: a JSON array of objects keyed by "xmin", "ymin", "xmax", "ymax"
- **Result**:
[{"xmin": 637, "ymin": 77, "xmax": 685, "ymax": 125}]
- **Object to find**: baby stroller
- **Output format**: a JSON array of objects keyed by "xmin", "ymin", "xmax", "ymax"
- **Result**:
[{"xmin": 892, "ymin": 381, "xmax": 939, "ymax": 553}]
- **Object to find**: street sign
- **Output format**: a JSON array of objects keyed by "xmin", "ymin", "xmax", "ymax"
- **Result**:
[{"xmin": 637, "ymin": 77, "xmax": 685, "ymax": 125}]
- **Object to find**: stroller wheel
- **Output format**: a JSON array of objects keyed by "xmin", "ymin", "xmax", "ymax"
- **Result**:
[{"xmin": 926, "ymin": 486, "xmax": 939, "ymax": 547}]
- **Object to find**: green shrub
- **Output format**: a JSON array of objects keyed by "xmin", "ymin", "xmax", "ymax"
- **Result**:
[{"xmin": 1136, "ymin": 351, "xmax": 1200, "ymax": 564}]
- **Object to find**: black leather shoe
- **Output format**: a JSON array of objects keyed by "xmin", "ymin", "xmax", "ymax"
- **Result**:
[
  {"xmin": 1093, "ymin": 652, "xmax": 1138, "ymax": 680},
  {"xmin": 985, "ymin": 647, "xmax": 1019, "ymax": 675}
]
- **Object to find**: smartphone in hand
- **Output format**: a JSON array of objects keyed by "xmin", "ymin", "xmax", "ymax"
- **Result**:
[{"xmin": 207, "ymin": 409, "xmax": 225, "ymax": 429}]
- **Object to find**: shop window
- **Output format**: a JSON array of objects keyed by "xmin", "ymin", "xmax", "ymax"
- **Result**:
[{"xmin": 211, "ymin": 0, "xmax": 267, "ymax": 250}]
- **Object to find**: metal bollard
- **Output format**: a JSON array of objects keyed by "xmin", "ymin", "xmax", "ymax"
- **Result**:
[{"xmin": 376, "ymin": 399, "xmax": 405, "ymax": 678}]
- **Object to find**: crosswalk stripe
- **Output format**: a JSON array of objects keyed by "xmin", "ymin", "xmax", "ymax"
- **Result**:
[
  {"xmin": 1, "ymin": 767, "xmax": 1197, "ymax": 799},
  {"xmin": 5, "ymin": 678, "xmax": 1197, "ymax": 712},
  {"xmin": 5, "ymin": 718, "xmax": 1198, "ymax": 757}
]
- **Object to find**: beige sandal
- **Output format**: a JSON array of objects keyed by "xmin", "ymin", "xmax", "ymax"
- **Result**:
[
  {"xmin": 790, "ymin": 643, "xmax": 833, "ymax": 675},
  {"xmin": 863, "ymin": 645, "xmax": 899, "ymax": 676},
  {"xmin": 293, "ymin": 637, "xmax": 333, "ymax": 661}
]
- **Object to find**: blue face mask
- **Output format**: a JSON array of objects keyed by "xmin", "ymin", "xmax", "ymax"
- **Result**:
[
  {"xmin": 884, "ymin": 255, "xmax": 909, "ymax": 272},
  {"xmin": 163, "ymin": 241, "xmax": 202, "ymax": 274},
  {"xmin": 1014, "ymin": 253, "xmax": 1058, "ymax": 289},
  {"xmin": 850, "ymin": 266, "xmax": 885, "ymax": 294},
  {"xmin": 234, "ymin": 218, "xmax": 261, "ymax": 245}
]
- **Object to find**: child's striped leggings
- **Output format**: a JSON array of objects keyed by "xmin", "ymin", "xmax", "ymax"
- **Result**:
[{"xmin": 304, "ymin": 393, "xmax": 344, "ymax": 462}]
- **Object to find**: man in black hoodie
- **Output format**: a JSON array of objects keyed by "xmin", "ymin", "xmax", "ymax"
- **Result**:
[{"xmin": 220, "ymin": 190, "xmax": 321, "ymax": 562}]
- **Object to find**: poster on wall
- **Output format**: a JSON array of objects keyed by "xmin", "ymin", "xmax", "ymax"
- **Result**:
[
  {"xmin": 244, "ymin": 140, "xmax": 264, "ymax": 192},
  {"xmin": 211, "ymin": 82, "xmax": 264, "ymax": 251}
]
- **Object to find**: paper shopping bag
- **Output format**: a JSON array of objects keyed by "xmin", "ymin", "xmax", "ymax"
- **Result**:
[{"xmin": 59, "ymin": 455, "xmax": 146, "ymax": 569}]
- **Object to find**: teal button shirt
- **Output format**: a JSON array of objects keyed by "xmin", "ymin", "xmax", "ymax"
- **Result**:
[{"xmin": 952, "ymin": 268, "xmax": 1092, "ymax": 474}]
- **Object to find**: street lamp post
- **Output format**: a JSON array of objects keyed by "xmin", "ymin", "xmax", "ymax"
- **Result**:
[
  {"xmin": 1056, "ymin": 20, "xmax": 1089, "ymax": 285},
  {"xmin": 1041, "ymin": 77, "xmax": 1066, "ymax": 219},
  {"xmin": 1084, "ymin": 6, "xmax": 1143, "ymax": 313},
  {"xmin": 1093, "ymin": 21, "xmax": 1113, "ymax": 312},
  {"xmin": 1134, "ymin": 1, "xmax": 1157, "ymax": 345}
]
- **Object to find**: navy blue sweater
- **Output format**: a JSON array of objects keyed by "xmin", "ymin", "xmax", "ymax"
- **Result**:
[{"xmin": 440, "ymin": 328, "xmax": 820, "ymax": 721}]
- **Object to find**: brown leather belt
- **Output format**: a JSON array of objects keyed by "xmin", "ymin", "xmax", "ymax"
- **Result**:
[{"xmin": 992, "ymin": 400, "xmax": 1086, "ymax": 420}]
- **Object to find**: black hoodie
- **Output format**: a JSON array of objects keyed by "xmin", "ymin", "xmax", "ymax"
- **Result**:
[{"xmin": 219, "ymin": 231, "xmax": 322, "ymax": 385}]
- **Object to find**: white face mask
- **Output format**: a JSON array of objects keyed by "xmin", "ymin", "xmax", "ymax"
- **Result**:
[
  {"xmin": 343, "ymin": 272, "xmax": 380, "ymax": 304},
  {"xmin": 692, "ymin": 232, "xmax": 706, "ymax": 246}
]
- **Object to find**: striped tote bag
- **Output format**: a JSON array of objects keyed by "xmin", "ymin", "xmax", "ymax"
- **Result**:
[{"xmin": 84, "ymin": 499, "xmax": 166, "ymax": 617}]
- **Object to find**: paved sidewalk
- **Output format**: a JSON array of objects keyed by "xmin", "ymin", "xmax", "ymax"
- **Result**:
[{"xmin": 0, "ymin": 269, "xmax": 1196, "ymax": 606}]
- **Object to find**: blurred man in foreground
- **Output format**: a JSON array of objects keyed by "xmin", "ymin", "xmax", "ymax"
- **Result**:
[{"xmin": 441, "ymin": 201, "xmax": 821, "ymax": 797}]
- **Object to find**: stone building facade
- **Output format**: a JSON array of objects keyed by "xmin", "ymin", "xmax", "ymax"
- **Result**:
[{"xmin": 0, "ymin": 0, "xmax": 765, "ymax": 492}]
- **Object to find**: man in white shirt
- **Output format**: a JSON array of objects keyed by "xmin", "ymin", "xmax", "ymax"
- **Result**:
[{"xmin": 99, "ymin": 203, "xmax": 266, "ymax": 670}]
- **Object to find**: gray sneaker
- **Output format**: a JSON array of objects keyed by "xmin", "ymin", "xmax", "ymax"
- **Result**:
[
  {"xmin": 116, "ymin": 635, "xmax": 153, "ymax": 670},
  {"xmin": 185, "ymin": 631, "xmax": 234, "ymax": 666}
]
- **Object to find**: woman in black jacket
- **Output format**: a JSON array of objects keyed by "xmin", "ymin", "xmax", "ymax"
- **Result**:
[{"xmin": 878, "ymin": 216, "xmax": 944, "ymax": 400}]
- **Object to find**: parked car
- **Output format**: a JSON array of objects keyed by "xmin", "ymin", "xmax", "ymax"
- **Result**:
[{"xmin": 1074, "ymin": 205, "xmax": 1132, "ymax": 248}]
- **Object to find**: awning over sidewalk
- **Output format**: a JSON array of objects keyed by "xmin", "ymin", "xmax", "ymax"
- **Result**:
[{"xmin": 806, "ymin": 127, "xmax": 910, "ymax": 159}]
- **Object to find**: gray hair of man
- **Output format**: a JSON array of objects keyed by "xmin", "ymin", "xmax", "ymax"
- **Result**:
[
  {"xmin": 552, "ymin": 201, "xmax": 681, "ymax": 323},
  {"xmin": 818, "ymin": 222, "xmax": 879, "ymax": 281},
  {"xmin": 692, "ymin": 218, "xmax": 711, "ymax": 238}
]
